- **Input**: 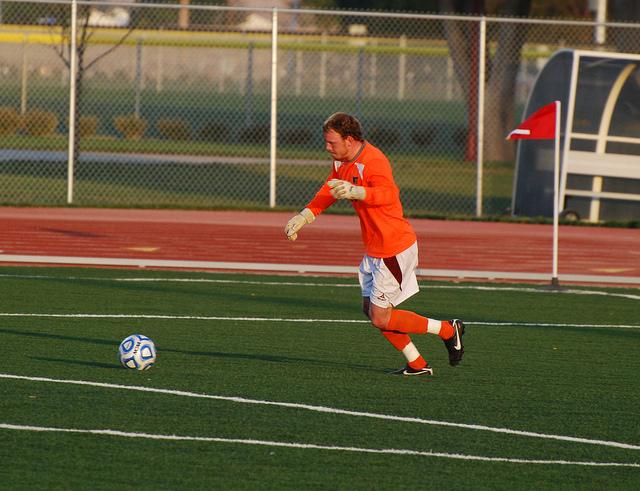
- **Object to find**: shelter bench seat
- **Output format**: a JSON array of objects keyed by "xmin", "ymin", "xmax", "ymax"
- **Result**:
[{"xmin": 563, "ymin": 150, "xmax": 640, "ymax": 222}]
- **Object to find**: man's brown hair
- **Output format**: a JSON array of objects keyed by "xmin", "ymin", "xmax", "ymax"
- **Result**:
[{"xmin": 322, "ymin": 112, "xmax": 364, "ymax": 141}]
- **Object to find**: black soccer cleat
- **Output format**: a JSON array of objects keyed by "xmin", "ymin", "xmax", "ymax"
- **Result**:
[
  {"xmin": 443, "ymin": 319, "xmax": 465, "ymax": 366},
  {"xmin": 390, "ymin": 364, "xmax": 434, "ymax": 376}
]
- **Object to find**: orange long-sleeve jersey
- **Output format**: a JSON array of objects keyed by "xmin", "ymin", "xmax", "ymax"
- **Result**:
[{"xmin": 305, "ymin": 141, "xmax": 416, "ymax": 258}]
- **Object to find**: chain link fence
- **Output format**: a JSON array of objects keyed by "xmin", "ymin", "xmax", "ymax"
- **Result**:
[{"xmin": 1, "ymin": 1, "xmax": 638, "ymax": 217}]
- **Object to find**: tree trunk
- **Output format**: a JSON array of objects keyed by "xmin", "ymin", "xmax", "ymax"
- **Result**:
[
  {"xmin": 439, "ymin": 0, "xmax": 482, "ymax": 160},
  {"xmin": 483, "ymin": 17, "xmax": 530, "ymax": 162},
  {"xmin": 438, "ymin": 0, "xmax": 531, "ymax": 163}
]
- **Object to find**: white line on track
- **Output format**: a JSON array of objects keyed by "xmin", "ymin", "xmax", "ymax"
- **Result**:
[
  {"xmin": 0, "ymin": 423, "xmax": 637, "ymax": 468},
  {"xmin": 0, "ymin": 312, "xmax": 639, "ymax": 330},
  {"xmin": 1, "ymin": 273, "xmax": 639, "ymax": 300},
  {"xmin": 2, "ymin": 373, "xmax": 639, "ymax": 452},
  {"xmin": 2, "ymin": 254, "xmax": 640, "ymax": 285}
]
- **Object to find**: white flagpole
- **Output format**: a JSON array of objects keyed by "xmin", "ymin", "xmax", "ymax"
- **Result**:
[{"xmin": 551, "ymin": 100, "xmax": 561, "ymax": 287}]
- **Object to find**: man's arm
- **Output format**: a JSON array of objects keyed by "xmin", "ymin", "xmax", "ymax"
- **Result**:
[
  {"xmin": 359, "ymin": 172, "xmax": 399, "ymax": 206},
  {"xmin": 284, "ymin": 174, "xmax": 337, "ymax": 241},
  {"xmin": 327, "ymin": 179, "xmax": 366, "ymax": 200},
  {"xmin": 328, "ymin": 158, "xmax": 398, "ymax": 206},
  {"xmin": 284, "ymin": 208, "xmax": 315, "ymax": 241}
]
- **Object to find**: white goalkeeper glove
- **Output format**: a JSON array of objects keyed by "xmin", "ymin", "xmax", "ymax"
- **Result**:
[
  {"xmin": 284, "ymin": 208, "xmax": 315, "ymax": 241},
  {"xmin": 328, "ymin": 179, "xmax": 366, "ymax": 201}
]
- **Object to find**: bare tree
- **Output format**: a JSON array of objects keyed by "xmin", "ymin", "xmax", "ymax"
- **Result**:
[{"xmin": 47, "ymin": 2, "xmax": 140, "ymax": 168}]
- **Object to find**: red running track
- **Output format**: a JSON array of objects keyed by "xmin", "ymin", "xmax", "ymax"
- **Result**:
[{"xmin": 0, "ymin": 207, "xmax": 639, "ymax": 285}]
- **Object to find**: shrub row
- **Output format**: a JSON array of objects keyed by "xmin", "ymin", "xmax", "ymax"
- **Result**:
[
  {"xmin": 0, "ymin": 108, "xmax": 469, "ymax": 148},
  {"xmin": 0, "ymin": 107, "xmax": 58, "ymax": 137},
  {"xmin": 0, "ymin": 111, "xmax": 319, "ymax": 144},
  {"xmin": 0, "ymin": 107, "xmax": 98, "ymax": 138}
]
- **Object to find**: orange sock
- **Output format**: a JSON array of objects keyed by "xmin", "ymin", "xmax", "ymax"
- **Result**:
[
  {"xmin": 408, "ymin": 355, "xmax": 427, "ymax": 370},
  {"xmin": 381, "ymin": 331, "xmax": 428, "ymax": 369},
  {"xmin": 438, "ymin": 320, "xmax": 454, "ymax": 340},
  {"xmin": 388, "ymin": 310, "xmax": 454, "ymax": 340},
  {"xmin": 387, "ymin": 309, "xmax": 427, "ymax": 334},
  {"xmin": 381, "ymin": 330, "xmax": 411, "ymax": 350}
]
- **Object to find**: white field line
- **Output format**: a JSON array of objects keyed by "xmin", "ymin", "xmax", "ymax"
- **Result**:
[
  {"xmin": 1, "ymin": 273, "xmax": 639, "ymax": 328},
  {"xmin": 2, "ymin": 254, "xmax": 640, "ymax": 285},
  {"xmin": 1, "ymin": 273, "xmax": 639, "ymax": 301},
  {"xmin": 0, "ymin": 273, "xmax": 360, "ymax": 288},
  {"xmin": 0, "ymin": 312, "xmax": 639, "ymax": 330},
  {"xmin": 0, "ymin": 312, "xmax": 367, "ymax": 323},
  {"xmin": 0, "ymin": 423, "xmax": 638, "ymax": 468},
  {"xmin": 1, "ymin": 373, "xmax": 639, "ymax": 452}
]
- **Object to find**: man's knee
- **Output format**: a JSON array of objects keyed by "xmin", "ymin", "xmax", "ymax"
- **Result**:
[
  {"xmin": 368, "ymin": 305, "xmax": 391, "ymax": 330},
  {"xmin": 370, "ymin": 316, "xmax": 387, "ymax": 330}
]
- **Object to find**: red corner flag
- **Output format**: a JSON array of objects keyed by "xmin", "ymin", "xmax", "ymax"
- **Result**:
[{"xmin": 507, "ymin": 101, "xmax": 557, "ymax": 140}]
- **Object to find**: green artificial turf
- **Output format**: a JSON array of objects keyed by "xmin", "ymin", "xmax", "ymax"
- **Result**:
[{"xmin": 0, "ymin": 266, "xmax": 639, "ymax": 489}]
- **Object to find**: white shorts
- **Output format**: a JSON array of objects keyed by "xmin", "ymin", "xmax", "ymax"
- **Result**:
[{"xmin": 358, "ymin": 242, "xmax": 420, "ymax": 308}]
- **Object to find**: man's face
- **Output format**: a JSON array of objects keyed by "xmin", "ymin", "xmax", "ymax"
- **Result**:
[{"xmin": 324, "ymin": 129, "xmax": 355, "ymax": 161}]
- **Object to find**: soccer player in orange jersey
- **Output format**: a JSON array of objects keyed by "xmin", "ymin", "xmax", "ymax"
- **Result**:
[{"xmin": 285, "ymin": 112, "xmax": 465, "ymax": 376}]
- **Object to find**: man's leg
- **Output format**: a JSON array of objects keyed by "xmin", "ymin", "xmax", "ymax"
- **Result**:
[
  {"xmin": 364, "ymin": 244, "xmax": 455, "ymax": 341},
  {"xmin": 369, "ymin": 301, "xmax": 465, "ymax": 368},
  {"xmin": 364, "ymin": 298, "xmax": 429, "ymax": 373},
  {"xmin": 360, "ymin": 246, "xmax": 465, "ymax": 370},
  {"xmin": 368, "ymin": 301, "xmax": 454, "ymax": 340}
]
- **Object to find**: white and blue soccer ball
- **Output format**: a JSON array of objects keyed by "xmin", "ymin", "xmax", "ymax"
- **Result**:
[{"xmin": 118, "ymin": 334, "xmax": 156, "ymax": 370}]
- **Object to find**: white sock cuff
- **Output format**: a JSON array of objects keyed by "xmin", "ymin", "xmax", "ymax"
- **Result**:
[
  {"xmin": 426, "ymin": 318, "xmax": 442, "ymax": 335},
  {"xmin": 401, "ymin": 342, "xmax": 420, "ymax": 363}
]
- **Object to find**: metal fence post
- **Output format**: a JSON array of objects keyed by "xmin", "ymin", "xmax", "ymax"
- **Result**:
[
  {"xmin": 245, "ymin": 41, "xmax": 254, "ymax": 127},
  {"xmin": 20, "ymin": 35, "xmax": 28, "ymax": 115},
  {"xmin": 269, "ymin": 8, "xmax": 278, "ymax": 208},
  {"xmin": 398, "ymin": 34, "xmax": 406, "ymax": 101},
  {"xmin": 67, "ymin": 0, "xmax": 78, "ymax": 205},
  {"xmin": 369, "ymin": 40, "xmax": 377, "ymax": 96},
  {"xmin": 156, "ymin": 45, "xmax": 164, "ymax": 93},
  {"xmin": 595, "ymin": 0, "xmax": 607, "ymax": 45},
  {"xmin": 135, "ymin": 39, "xmax": 143, "ymax": 118},
  {"xmin": 476, "ymin": 16, "xmax": 486, "ymax": 217},
  {"xmin": 319, "ymin": 32, "xmax": 327, "ymax": 98},
  {"xmin": 294, "ymin": 42, "xmax": 303, "ymax": 96},
  {"xmin": 356, "ymin": 47, "xmax": 364, "ymax": 118}
]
